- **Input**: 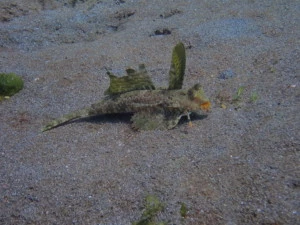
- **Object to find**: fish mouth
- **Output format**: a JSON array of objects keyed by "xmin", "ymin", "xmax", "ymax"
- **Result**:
[{"xmin": 200, "ymin": 101, "xmax": 211, "ymax": 111}]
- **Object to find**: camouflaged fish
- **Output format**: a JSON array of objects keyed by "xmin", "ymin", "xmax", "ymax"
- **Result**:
[{"xmin": 42, "ymin": 43, "xmax": 211, "ymax": 132}]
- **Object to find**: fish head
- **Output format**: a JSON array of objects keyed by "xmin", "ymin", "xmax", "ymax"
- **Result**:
[{"xmin": 188, "ymin": 84, "xmax": 211, "ymax": 111}]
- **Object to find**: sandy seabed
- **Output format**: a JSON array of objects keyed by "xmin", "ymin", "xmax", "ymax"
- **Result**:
[{"xmin": 0, "ymin": 0, "xmax": 299, "ymax": 224}]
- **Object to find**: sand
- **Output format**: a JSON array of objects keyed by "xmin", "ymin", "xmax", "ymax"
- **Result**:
[{"xmin": 0, "ymin": 0, "xmax": 299, "ymax": 224}]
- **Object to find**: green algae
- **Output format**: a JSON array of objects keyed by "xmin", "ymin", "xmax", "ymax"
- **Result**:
[
  {"xmin": 132, "ymin": 195, "xmax": 166, "ymax": 225},
  {"xmin": 180, "ymin": 202, "xmax": 188, "ymax": 218},
  {"xmin": 232, "ymin": 86, "xmax": 245, "ymax": 103},
  {"xmin": 250, "ymin": 91, "xmax": 259, "ymax": 103},
  {"xmin": 0, "ymin": 73, "xmax": 24, "ymax": 98}
]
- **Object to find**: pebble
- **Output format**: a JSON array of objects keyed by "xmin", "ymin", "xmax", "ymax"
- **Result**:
[{"xmin": 219, "ymin": 69, "xmax": 236, "ymax": 79}]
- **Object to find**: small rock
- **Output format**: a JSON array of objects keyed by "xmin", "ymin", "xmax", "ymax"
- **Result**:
[
  {"xmin": 154, "ymin": 28, "xmax": 171, "ymax": 36},
  {"xmin": 219, "ymin": 69, "xmax": 236, "ymax": 79}
]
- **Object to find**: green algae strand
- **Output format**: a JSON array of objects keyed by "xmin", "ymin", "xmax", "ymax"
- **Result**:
[{"xmin": 132, "ymin": 195, "xmax": 165, "ymax": 225}]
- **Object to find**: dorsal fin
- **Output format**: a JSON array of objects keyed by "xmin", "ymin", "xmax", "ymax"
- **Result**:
[
  {"xmin": 126, "ymin": 68, "xmax": 136, "ymax": 75},
  {"xmin": 168, "ymin": 42, "xmax": 186, "ymax": 90},
  {"xmin": 104, "ymin": 64, "xmax": 155, "ymax": 96}
]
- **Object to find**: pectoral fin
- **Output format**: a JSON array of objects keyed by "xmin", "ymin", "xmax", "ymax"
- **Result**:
[
  {"xmin": 168, "ymin": 42, "xmax": 186, "ymax": 90},
  {"xmin": 131, "ymin": 110, "xmax": 183, "ymax": 130}
]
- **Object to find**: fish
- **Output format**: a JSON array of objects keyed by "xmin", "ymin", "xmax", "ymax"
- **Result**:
[{"xmin": 42, "ymin": 42, "xmax": 211, "ymax": 132}]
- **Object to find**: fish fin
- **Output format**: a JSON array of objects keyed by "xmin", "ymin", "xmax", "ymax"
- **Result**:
[
  {"xmin": 131, "ymin": 110, "xmax": 182, "ymax": 130},
  {"xmin": 165, "ymin": 113, "xmax": 183, "ymax": 129},
  {"xmin": 126, "ymin": 68, "xmax": 136, "ymax": 75},
  {"xmin": 41, "ymin": 108, "xmax": 91, "ymax": 132},
  {"xmin": 105, "ymin": 64, "xmax": 155, "ymax": 96},
  {"xmin": 131, "ymin": 110, "xmax": 166, "ymax": 130},
  {"xmin": 168, "ymin": 42, "xmax": 186, "ymax": 90}
]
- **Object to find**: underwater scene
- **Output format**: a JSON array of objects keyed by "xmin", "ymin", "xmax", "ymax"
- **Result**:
[{"xmin": 0, "ymin": 0, "xmax": 299, "ymax": 224}]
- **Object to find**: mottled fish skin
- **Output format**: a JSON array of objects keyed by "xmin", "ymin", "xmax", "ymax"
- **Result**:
[
  {"xmin": 42, "ymin": 85, "xmax": 210, "ymax": 131},
  {"xmin": 42, "ymin": 42, "xmax": 211, "ymax": 132}
]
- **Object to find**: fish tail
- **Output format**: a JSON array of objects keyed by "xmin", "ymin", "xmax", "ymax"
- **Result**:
[{"xmin": 41, "ymin": 108, "xmax": 91, "ymax": 132}]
